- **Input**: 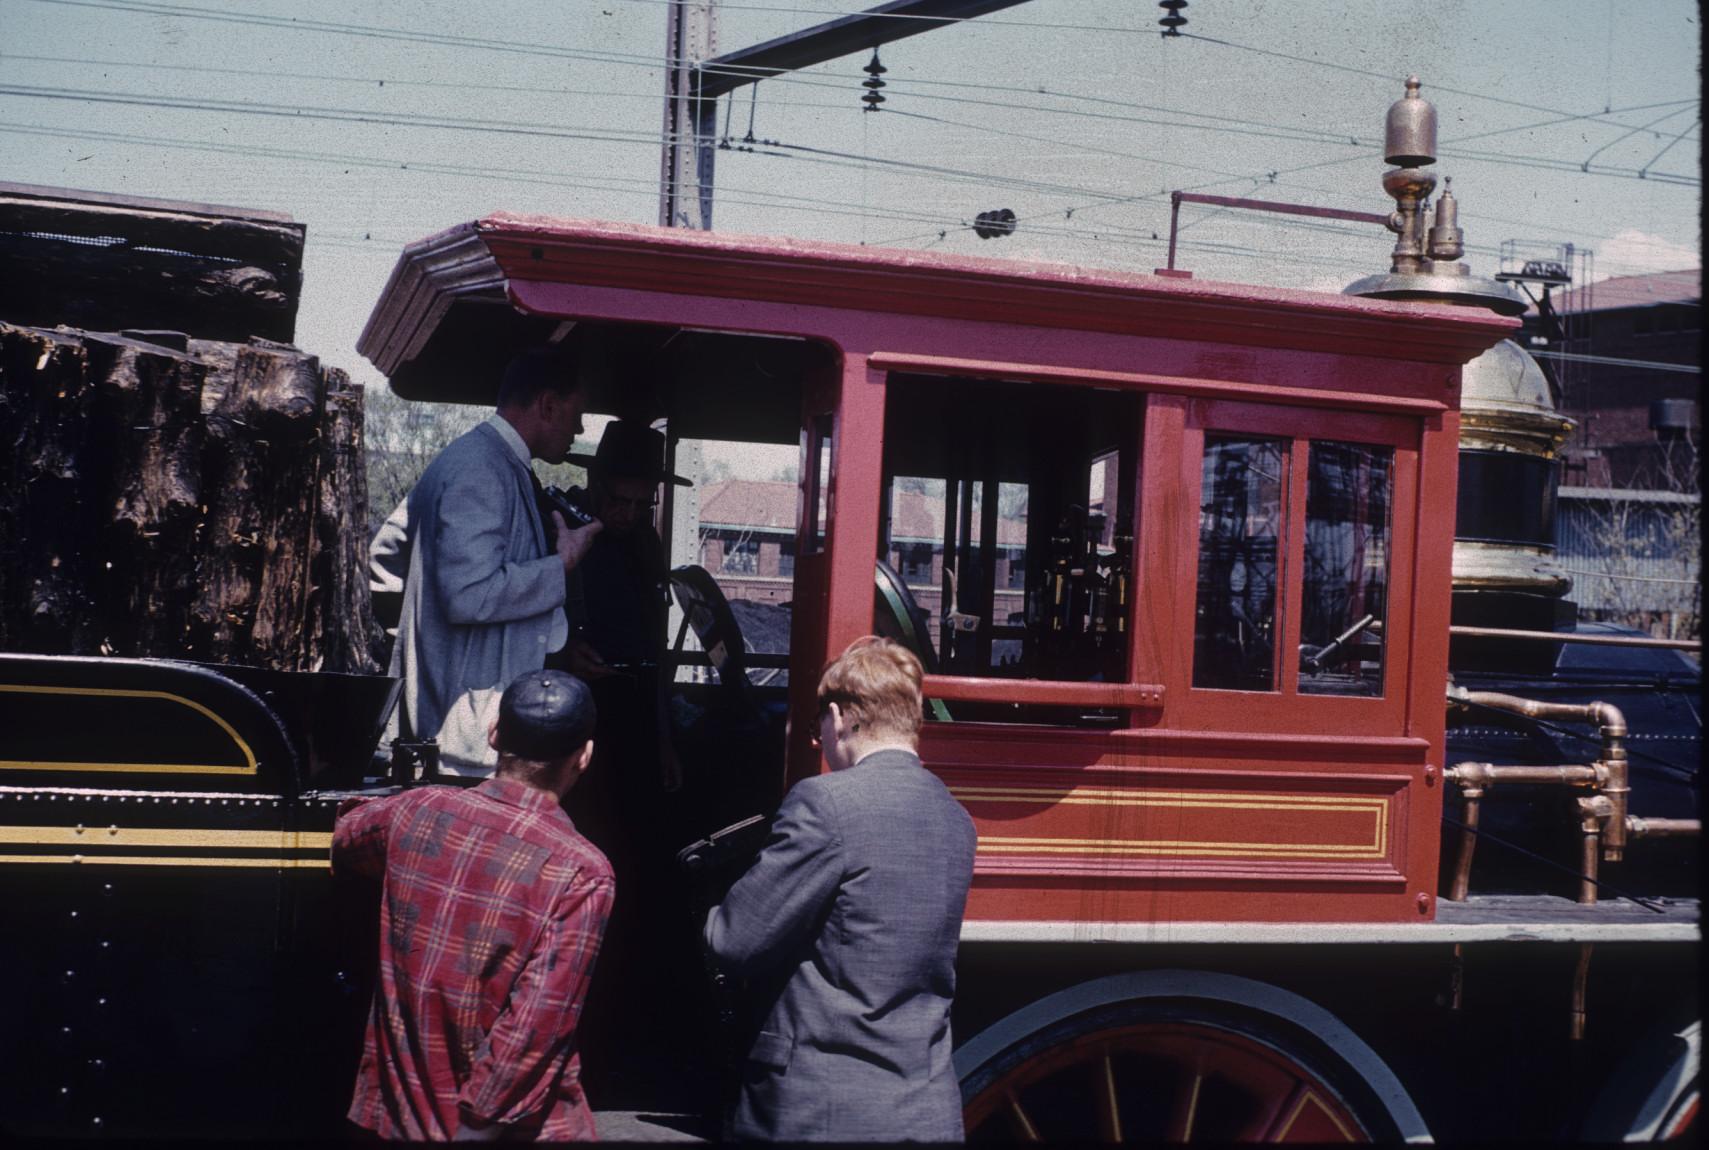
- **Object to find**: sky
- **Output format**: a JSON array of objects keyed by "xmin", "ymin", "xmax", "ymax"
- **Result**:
[{"xmin": 1, "ymin": 0, "xmax": 1700, "ymax": 453}]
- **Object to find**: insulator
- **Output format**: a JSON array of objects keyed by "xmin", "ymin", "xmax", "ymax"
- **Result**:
[
  {"xmin": 973, "ymin": 209, "xmax": 1017, "ymax": 239},
  {"xmin": 1159, "ymin": 0, "xmax": 1187, "ymax": 36},
  {"xmin": 1384, "ymin": 75, "xmax": 1437, "ymax": 167},
  {"xmin": 862, "ymin": 49, "xmax": 886, "ymax": 111}
]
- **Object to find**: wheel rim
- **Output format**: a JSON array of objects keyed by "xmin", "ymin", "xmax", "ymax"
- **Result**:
[{"xmin": 964, "ymin": 1018, "xmax": 1373, "ymax": 1142}]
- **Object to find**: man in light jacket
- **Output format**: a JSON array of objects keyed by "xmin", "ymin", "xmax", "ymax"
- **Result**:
[
  {"xmin": 374, "ymin": 345, "xmax": 602, "ymax": 771},
  {"xmin": 704, "ymin": 637, "xmax": 977, "ymax": 1141}
]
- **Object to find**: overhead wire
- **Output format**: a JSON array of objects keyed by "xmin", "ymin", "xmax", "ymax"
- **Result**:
[{"xmin": 7, "ymin": 3, "xmax": 1696, "ymax": 267}]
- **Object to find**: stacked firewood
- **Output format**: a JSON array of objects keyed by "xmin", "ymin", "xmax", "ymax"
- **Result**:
[{"xmin": 0, "ymin": 184, "xmax": 379, "ymax": 673}]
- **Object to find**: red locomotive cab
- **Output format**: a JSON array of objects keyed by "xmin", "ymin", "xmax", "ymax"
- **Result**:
[{"xmin": 362, "ymin": 215, "xmax": 1511, "ymax": 930}]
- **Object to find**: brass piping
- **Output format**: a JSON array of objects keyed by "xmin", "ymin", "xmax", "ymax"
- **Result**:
[
  {"xmin": 1626, "ymin": 817, "xmax": 1701, "ymax": 838},
  {"xmin": 1445, "ymin": 762, "xmax": 1601, "ymax": 788},
  {"xmin": 1576, "ymin": 795, "xmax": 1614, "ymax": 905},
  {"xmin": 1449, "ymin": 690, "xmax": 1629, "ymax": 863},
  {"xmin": 1448, "ymin": 786, "xmax": 1482, "ymax": 902},
  {"xmin": 1570, "ymin": 942, "xmax": 1594, "ymax": 1041}
]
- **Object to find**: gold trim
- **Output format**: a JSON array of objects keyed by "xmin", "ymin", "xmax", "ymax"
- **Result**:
[
  {"xmin": 0, "ymin": 854, "xmax": 329, "ymax": 869},
  {"xmin": 0, "ymin": 826, "xmax": 332, "ymax": 850},
  {"xmin": 952, "ymin": 784, "xmax": 1389, "ymax": 860},
  {"xmin": 979, "ymin": 835, "xmax": 1380, "ymax": 857},
  {"xmin": 0, "ymin": 684, "xmax": 259, "ymax": 776},
  {"xmin": 952, "ymin": 785, "xmax": 1382, "ymax": 807}
]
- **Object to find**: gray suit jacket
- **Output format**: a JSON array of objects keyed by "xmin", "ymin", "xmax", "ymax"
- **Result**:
[
  {"xmin": 382, "ymin": 421, "xmax": 567, "ymax": 762},
  {"xmin": 705, "ymin": 749, "xmax": 977, "ymax": 1142}
]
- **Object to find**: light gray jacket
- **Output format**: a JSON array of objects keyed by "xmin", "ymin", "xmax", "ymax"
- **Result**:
[
  {"xmin": 379, "ymin": 421, "xmax": 566, "ymax": 760},
  {"xmin": 705, "ymin": 748, "xmax": 977, "ymax": 1142}
]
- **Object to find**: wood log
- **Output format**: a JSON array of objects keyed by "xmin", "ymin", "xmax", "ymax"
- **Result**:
[
  {"xmin": 193, "ymin": 343, "xmax": 325, "ymax": 668},
  {"xmin": 89, "ymin": 337, "xmax": 207, "ymax": 657},
  {"xmin": 0, "ymin": 182, "xmax": 305, "ymax": 344},
  {"xmin": 0, "ymin": 325, "xmax": 101, "ymax": 653},
  {"xmin": 312, "ymin": 371, "xmax": 383, "ymax": 674},
  {"xmin": 0, "ymin": 322, "xmax": 376, "ymax": 673}
]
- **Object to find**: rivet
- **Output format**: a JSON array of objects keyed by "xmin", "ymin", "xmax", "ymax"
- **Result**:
[
  {"xmin": 72, "ymin": 854, "xmax": 83, "ymax": 864},
  {"xmin": 101, "ymin": 940, "xmax": 110, "ymax": 949},
  {"xmin": 92, "ymin": 1117, "xmax": 103, "ymax": 1126},
  {"xmin": 69, "ymin": 910, "xmax": 78, "ymax": 919},
  {"xmin": 90, "ymin": 1059, "xmax": 105, "ymax": 1071},
  {"xmin": 1415, "ymin": 892, "xmax": 1430, "ymax": 914},
  {"xmin": 97, "ymin": 997, "xmax": 108, "ymax": 1006},
  {"xmin": 75, "ymin": 824, "xmax": 84, "ymax": 834},
  {"xmin": 61, "ymin": 1026, "xmax": 72, "ymax": 1036},
  {"xmin": 109, "ymin": 825, "xmax": 118, "ymax": 835},
  {"xmin": 60, "ymin": 1086, "xmax": 70, "ymax": 1096},
  {"xmin": 103, "ymin": 883, "xmax": 114, "ymax": 895},
  {"xmin": 1424, "ymin": 765, "xmax": 1438, "ymax": 787}
]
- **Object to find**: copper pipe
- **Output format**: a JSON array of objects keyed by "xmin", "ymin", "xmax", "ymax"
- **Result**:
[
  {"xmin": 1448, "ymin": 786, "xmax": 1482, "ymax": 902},
  {"xmin": 1451, "ymin": 691, "xmax": 1629, "ymax": 862},
  {"xmin": 1626, "ymin": 817, "xmax": 1701, "ymax": 838},
  {"xmin": 1576, "ymin": 796, "xmax": 1613, "ymax": 905},
  {"xmin": 1446, "ymin": 762, "xmax": 1601, "ymax": 788},
  {"xmin": 1569, "ymin": 943, "xmax": 1594, "ymax": 1041}
]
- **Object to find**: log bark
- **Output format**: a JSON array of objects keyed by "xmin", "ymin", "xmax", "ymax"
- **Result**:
[{"xmin": 0, "ymin": 322, "xmax": 377, "ymax": 673}]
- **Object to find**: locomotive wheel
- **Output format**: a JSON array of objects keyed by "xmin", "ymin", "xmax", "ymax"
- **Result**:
[
  {"xmin": 1581, "ymin": 1020, "xmax": 1700, "ymax": 1141},
  {"xmin": 956, "ymin": 971, "xmax": 1429, "ymax": 1143}
]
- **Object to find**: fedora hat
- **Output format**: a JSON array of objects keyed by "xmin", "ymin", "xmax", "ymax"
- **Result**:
[{"xmin": 569, "ymin": 420, "xmax": 692, "ymax": 487}]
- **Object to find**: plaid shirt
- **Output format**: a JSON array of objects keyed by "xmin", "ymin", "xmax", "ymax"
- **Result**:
[{"xmin": 333, "ymin": 775, "xmax": 614, "ymax": 1141}]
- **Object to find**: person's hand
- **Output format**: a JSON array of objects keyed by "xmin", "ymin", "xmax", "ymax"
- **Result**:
[
  {"xmin": 660, "ymin": 739, "xmax": 683, "ymax": 794},
  {"xmin": 553, "ymin": 512, "xmax": 602, "ymax": 572},
  {"xmin": 562, "ymin": 638, "xmax": 615, "ymax": 680}
]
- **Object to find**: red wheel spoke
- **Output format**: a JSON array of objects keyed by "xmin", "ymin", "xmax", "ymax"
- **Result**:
[
  {"xmin": 1094, "ymin": 1053, "xmax": 1123, "ymax": 1142},
  {"xmin": 1166, "ymin": 1067, "xmax": 1205, "ymax": 1143},
  {"xmin": 1248, "ymin": 1079, "xmax": 1309, "ymax": 1142},
  {"xmin": 1004, "ymin": 1088, "xmax": 1043, "ymax": 1142}
]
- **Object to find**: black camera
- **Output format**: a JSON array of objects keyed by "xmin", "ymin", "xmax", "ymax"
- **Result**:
[{"xmin": 537, "ymin": 483, "xmax": 599, "ymax": 547}]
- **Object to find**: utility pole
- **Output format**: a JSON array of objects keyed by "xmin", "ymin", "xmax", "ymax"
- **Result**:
[
  {"xmin": 658, "ymin": 0, "xmax": 1037, "ymax": 230},
  {"xmin": 659, "ymin": 0, "xmax": 720, "ymax": 228}
]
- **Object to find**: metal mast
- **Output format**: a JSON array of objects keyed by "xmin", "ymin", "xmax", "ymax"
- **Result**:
[{"xmin": 658, "ymin": 0, "xmax": 1038, "ymax": 230}]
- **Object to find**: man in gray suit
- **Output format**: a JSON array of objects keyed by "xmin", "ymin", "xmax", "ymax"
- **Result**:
[
  {"xmin": 373, "ymin": 346, "xmax": 603, "ymax": 772},
  {"xmin": 704, "ymin": 636, "xmax": 977, "ymax": 1141}
]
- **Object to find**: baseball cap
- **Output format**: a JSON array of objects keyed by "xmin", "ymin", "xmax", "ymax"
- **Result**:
[{"xmin": 495, "ymin": 670, "xmax": 597, "ymax": 761}]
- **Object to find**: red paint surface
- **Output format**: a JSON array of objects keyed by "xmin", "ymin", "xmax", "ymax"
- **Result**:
[{"xmin": 361, "ymin": 216, "xmax": 1517, "ymax": 925}]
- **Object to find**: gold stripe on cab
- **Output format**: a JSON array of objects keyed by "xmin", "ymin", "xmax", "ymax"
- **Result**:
[{"xmin": 0, "ymin": 683, "xmax": 259, "ymax": 775}]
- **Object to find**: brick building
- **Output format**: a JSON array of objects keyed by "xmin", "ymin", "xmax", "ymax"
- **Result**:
[{"xmin": 1522, "ymin": 268, "xmax": 1700, "ymax": 635}]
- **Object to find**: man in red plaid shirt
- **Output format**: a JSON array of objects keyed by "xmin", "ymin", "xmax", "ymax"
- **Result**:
[{"xmin": 334, "ymin": 670, "xmax": 614, "ymax": 1141}]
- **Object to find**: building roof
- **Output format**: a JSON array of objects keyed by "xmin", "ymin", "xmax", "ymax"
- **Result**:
[
  {"xmin": 699, "ymin": 478, "xmax": 1027, "ymax": 545},
  {"xmin": 700, "ymin": 479, "xmax": 800, "ymax": 533},
  {"xmin": 1546, "ymin": 268, "xmax": 1701, "ymax": 315}
]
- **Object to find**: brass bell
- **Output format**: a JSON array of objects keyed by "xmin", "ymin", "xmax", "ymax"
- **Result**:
[{"xmin": 1384, "ymin": 76, "xmax": 1437, "ymax": 168}]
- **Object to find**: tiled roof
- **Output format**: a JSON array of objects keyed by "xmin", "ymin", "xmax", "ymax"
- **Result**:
[
  {"xmin": 698, "ymin": 479, "xmax": 1027, "ymax": 544},
  {"xmin": 1543, "ymin": 268, "xmax": 1701, "ymax": 315}
]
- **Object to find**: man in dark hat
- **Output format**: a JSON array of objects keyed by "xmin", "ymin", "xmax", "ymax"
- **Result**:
[
  {"xmin": 333, "ymin": 670, "xmax": 614, "ymax": 1142},
  {"xmin": 557, "ymin": 419, "xmax": 693, "ymax": 799},
  {"xmin": 555, "ymin": 420, "xmax": 701, "ymax": 1109}
]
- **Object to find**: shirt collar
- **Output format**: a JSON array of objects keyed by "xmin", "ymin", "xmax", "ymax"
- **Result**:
[
  {"xmin": 486, "ymin": 413, "xmax": 533, "ymax": 467},
  {"xmin": 475, "ymin": 773, "xmax": 565, "ymax": 816}
]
